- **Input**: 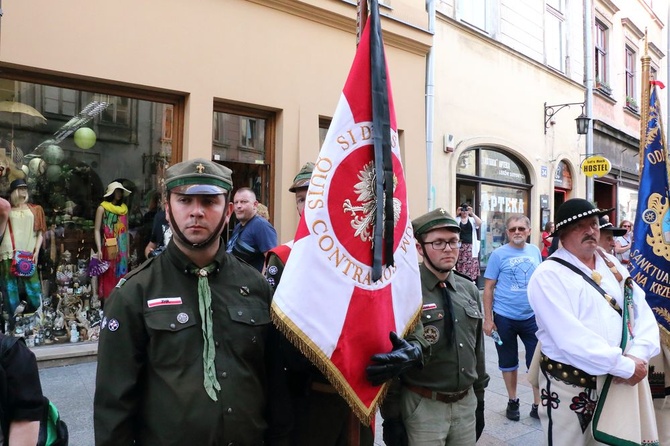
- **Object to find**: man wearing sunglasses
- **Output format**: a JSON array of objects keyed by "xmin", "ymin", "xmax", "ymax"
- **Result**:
[{"xmin": 483, "ymin": 215, "xmax": 542, "ymax": 421}]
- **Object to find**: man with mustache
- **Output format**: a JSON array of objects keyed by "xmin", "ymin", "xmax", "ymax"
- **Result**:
[{"xmin": 528, "ymin": 198, "xmax": 660, "ymax": 445}]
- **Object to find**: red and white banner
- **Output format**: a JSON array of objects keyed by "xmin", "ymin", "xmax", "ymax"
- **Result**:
[{"xmin": 271, "ymin": 10, "xmax": 422, "ymax": 424}]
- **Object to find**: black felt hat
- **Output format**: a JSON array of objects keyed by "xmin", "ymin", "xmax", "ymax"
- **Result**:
[
  {"xmin": 599, "ymin": 217, "xmax": 626, "ymax": 237},
  {"xmin": 551, "ymin": 198, "xmax": 613, "ymax": 236}
]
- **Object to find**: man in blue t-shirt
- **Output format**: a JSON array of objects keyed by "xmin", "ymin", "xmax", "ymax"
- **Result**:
[
  {"xmin": 483, "ymin": 214, "xmax": 541, "ymax": 421},
  {"xmin": 226, "ymin": 187, "xmax": 277, "ymax": 272}
]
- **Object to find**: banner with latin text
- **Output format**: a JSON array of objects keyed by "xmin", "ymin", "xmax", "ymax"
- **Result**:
[{"xmin": 271, "ymin": 3, "xmax": 422, "ymax": 424}]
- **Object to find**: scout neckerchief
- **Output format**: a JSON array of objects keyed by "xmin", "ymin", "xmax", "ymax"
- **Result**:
[
  {"xmin": 548, "ymin": 257, "xmax": 622, "ymax": 316},
  {"xmin": 189, "ymin": 263, "xmax": 221, "ymax": 401}
]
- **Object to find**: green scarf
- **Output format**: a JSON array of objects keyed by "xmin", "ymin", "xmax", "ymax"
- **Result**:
[{"xmin": 191, "ymin": 264, "xmax": 220, "ymax": 401}]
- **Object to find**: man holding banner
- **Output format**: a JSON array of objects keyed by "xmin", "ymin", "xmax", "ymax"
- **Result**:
[
  {"xmin": 378, "ymin": 208, "xmax": 489, "ymax": 444},
  {"xmin": 629, "ymin": 79, "xmax": 670, "ymax": 444},
  {"xmin": 271, "ymin": 0, "xmax": 427, "ymax": 441}
]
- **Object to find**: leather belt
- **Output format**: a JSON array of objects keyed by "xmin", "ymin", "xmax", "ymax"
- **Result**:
[
  {"xmin": 540, "ymin": 354, "xmax": 596, "ymax": 390},
  {"xmin": 405, "ymin": 384, "xmax": 469, "ymax": 404},
  {"xmin": 310, "ymin": 381, "xmax": 338, "ymax": 394}
]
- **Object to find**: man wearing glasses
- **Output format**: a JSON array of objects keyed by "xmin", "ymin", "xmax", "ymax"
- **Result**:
[
  {"xmin": 482, "ymin": 215, "xmax": 542, "ymax": 421},
  {"xmin": 380, "ymin": 208, "xmax": 489, "ymax": 444}
]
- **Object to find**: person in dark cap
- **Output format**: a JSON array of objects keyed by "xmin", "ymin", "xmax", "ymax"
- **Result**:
[
  {"xmin": 94, "ymin": 158, "xmax": 290, "ymax": 445},
  {"xmin": 378, "ymin": 207, "xmax": 489, "ymax": 445},
  {"xmin": 528, "ymin": 198, "xmax": 660, "ymax": 445},
  {"xmin": 265, "ymin": 161, "xmax": 377, "ymax": 445},
  {"xmin": 598, "ymin": 216, "xmax": 626, "ymax": 255}
]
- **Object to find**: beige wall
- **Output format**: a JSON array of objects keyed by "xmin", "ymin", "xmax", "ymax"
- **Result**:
[
  {"xmin": 0, "ymin": 0, "xmax": 430, "ymax": 241},
  {"xmin": 433, "ymin": 18, "xmax": 586, "ymax": 234}
]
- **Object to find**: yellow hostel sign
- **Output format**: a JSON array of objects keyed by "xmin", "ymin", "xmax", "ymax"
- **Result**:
[{"xmin": 581, "ymin": 155, "xmax": 612, "ymax": 178}]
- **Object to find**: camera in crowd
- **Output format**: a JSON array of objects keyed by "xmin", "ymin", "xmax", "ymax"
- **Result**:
[{"xmin": 460, "ymin": 204, "xmax": 469, "ymax": 212}]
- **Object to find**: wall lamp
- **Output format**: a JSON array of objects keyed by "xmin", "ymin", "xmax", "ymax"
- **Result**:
[{"xmin": 544, "ymin": 101, "xmax": 590, "ymax": 135}]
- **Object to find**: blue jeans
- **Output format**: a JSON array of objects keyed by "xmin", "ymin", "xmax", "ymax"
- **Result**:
[{"xmin": 493, "ymin": 313, "xmax": 538, "ymax": 372}]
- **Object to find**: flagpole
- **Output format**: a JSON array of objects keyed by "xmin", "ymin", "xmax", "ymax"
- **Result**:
[
  {"xmin": 356, "ymin": 0, "xmax": 368, "ymax": 47},
  {"xmin": 639, "ymin": 30, "xmax": 650, "ymax": 172}
]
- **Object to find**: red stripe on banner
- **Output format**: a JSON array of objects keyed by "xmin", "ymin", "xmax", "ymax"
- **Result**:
[
  {"xmin": 342, "ymin": 17, "xmax": 397, "ymax": 130},
  {"xmin": 330, "ymin": 284, "xmax": 395, "ymax": 407}
]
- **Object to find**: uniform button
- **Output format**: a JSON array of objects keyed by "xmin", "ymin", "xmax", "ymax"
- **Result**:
[
  {"xmin": 215, "ymin": 341, "xmax": 220, "ymax": 347},
  {"xmin": 250, "ymin": 318, "xmax": 255, "ymax": 324},
  {"xmin": 237, "ymin": 310, "xmax": 243, "ymax": 316},
  {"xmin": 227, "ymin": 408, "xmax": 233, "ymax": 414},
  {"xmin": 426, "ymin": 315, "xmax": 431, "ymax": 319},
  {"xmin": 454, "ymin": 318, "xmax": 459, "ymax": 323},
  {"xmin": 461, "ymin": 367, "xmax": 465, "ymax": 372},
  {"xmin": 169, "ymin": 323, "xmax": 176, "ymax": 329},
  {"xmin": 459, "ymin": 343, "xmax": 463, "ymax": 348},
  {"xmin": 221, "ymin": 371, "xmax": 227, "ymax": 378},
  {"xmin": 251, "ymin": 336, "xmax": 257, "ymax": 343}
]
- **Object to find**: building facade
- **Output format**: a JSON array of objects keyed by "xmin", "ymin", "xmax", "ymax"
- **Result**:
[
  {"xmin": 432, "ymin": 0, "xmax": 666, "ymax": 273},
  {"xmin": 0, "ymin": 0, "xmax": 431, "ymax": 345}
]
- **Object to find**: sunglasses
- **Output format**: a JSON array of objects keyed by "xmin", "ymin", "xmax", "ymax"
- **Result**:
[{"xmin": 507, "ymin": 226, "xmax": 528, "ymax": 232}]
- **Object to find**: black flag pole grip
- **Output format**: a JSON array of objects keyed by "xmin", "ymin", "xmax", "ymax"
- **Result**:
[{"xmin": 370, "ymin": 0, "xmax": 394, "ymax": 282}]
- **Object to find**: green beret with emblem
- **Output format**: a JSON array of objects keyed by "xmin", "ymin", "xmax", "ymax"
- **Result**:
[
  {"xmin": 412, "ymin": 208, "xmax": 460, "ymax": 237},
  {"xmin": 165, "ymin": 158, "xmax": 233, "ymax": 195},
  {"xmin": 289, "ymin": 162, "xmax": 315, "ymax": 193}
]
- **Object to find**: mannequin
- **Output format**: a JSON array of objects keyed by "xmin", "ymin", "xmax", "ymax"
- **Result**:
[
  {"xmin": 94, "ymin": 181, "xmax": 131, "ymax": 300},
  {"xmin": 0, "ymin": 179, "xmax": 46, "ymax": 318}
]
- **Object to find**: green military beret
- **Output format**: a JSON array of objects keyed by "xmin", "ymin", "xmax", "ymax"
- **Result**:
[
  {"xmin": 165, "ymin": 158, "xmax": 233, "ymax": 195},
  {"xmin": 412, "ymin": 208, "xmax": 460, "ymax": 237},
  {"xmin": 289, "ymin": 162, "xmax": 315, "ymax": 193}
]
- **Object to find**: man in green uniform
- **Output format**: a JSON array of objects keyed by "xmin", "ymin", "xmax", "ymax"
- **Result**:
[
  {"xmin": 265, "ymin": 162, "xmax": 376, "ymax": 445},
  {"xmin": 94, "ymin": 158, "xmax": 289, "ymax": 445},
  {"xmin": 380, "ymin": 208, "xmax": 489, "ymax": 445}
]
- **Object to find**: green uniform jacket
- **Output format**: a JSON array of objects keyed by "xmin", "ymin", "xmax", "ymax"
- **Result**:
[
  {"xmin": 94, "ymin": 241, "xmax": 290, "ymax": 446},
  {"xmin": 382, "ymin": 265, "xmax": 489, "ymax": 418}
]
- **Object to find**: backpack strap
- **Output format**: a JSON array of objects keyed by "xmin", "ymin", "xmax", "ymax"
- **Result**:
[{"xmin": 547, "ymin": 257, "xmax": 622, "ymax": 316}]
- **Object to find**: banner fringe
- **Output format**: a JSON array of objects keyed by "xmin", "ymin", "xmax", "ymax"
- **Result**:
[{"xmin": 271, "ymin": 300, "xmax": 423, "ymax": 426}]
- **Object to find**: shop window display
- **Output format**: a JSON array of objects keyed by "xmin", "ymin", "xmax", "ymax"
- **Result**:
[{"xmin": 0, "ymin": 77, "xmax": 175, "ymax": 347}]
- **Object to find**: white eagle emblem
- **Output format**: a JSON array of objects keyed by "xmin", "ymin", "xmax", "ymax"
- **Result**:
[{"xmin": 342, "ymin": 161, "xmax": 402, "ymax": 243}]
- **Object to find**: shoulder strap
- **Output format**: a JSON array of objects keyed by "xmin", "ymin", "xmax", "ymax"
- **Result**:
[{"xmin": 548, "ymin": 257, "xmax": 622, "ymax": 316}]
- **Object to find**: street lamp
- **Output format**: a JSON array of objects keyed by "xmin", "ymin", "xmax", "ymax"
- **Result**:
[{"xmin": 544, "ymin": 101, "xmax": 590, "ymax": 135}]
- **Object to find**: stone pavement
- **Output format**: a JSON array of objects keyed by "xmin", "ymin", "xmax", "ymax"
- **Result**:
[{"xmin": 36, "ymin": 334, "xmax": 542, "ymax": 445}]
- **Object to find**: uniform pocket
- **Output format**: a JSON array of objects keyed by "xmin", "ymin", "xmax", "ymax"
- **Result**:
[
  {"xmin": 145, "ymin": 306, "xmax": 199, "ymax": 366},
  {"xmin": 227, "ymin": 306, "xmax": 271, "ymax": 359}
]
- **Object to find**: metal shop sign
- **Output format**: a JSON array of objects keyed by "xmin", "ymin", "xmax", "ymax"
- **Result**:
[{"xmin": 581, "ymin": 155, "xmax": 611, "ymax": 178}]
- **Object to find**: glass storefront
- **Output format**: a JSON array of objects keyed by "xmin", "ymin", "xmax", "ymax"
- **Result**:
[
  {"xmin": 0, "ymin": 76, "xmax": 176, "ymax": 347},
  {"xmin": 456, "ymin": 148, "xmax": 531, "ymax": 270}
]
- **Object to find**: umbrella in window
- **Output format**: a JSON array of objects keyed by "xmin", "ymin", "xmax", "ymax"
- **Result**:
[{"xmin": 0, "ymin": 101, "xmax": 47, "ymax": 164}]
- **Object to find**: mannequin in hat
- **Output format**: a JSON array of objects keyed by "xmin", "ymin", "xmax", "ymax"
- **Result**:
[
  {"xmin": 264, "ymin": 162, "xmax": 376, "ymax": 445},
  {"xmin": 528, "ymin": 198, "xmax": 660, "ymax": 445},
  {"xmin": 94, "ymin": 158, "xmax": 290, "ymax": 445},
  {"xmin": 0, "ymin": 179, "xmax": 46, "ymax": 320},
  {"xmin": 378, "ymin": 207, "xmax": 489, "ymax": 445},
  {"xmin": 94, "ymin": 181, "xmax": 131, "ymax": 301}
]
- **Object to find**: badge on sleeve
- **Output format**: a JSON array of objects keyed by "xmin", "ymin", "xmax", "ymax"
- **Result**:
[{"xmin": 108, "ymin": 318, "xmax": 120, "ymax": 332}]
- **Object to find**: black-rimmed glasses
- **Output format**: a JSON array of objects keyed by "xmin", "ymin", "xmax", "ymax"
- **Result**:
[{"xmin": 424, "ymin": 240, "xmax": 462, "ymax": 250}]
